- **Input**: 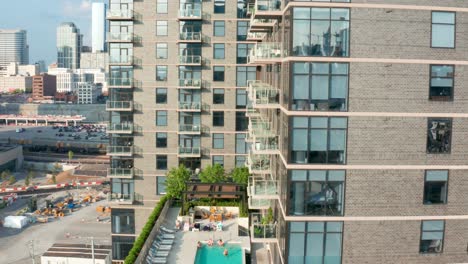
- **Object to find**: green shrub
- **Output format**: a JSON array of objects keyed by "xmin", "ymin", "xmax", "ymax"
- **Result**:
[{"xmin": 124, "ymin": 195, "xmax": 169, "ymax": 264}]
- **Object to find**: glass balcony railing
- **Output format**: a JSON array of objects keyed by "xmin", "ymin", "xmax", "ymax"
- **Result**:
[
  {"xmin": 179, "ymin": 55, "xmax": 202, "ymax": 65},
  {"xmin": 179, "ymin": 102, "xmax": 202, "ymax": 111},
  {"xmin": 106, "ymin": 101, "xmax": 133, "ymax": 111},
  {"xmin": 178, "ymin": 79, "xmax": 202, "ymax": 89},
  {"xmin": 249, "ymin": 43, "xmax": 286, "ymax": 63},
  {"xmin": 251, "ymin": 213, "xmax": 278, "ymax": 242},
  {"xmin": 107, "ymin": 32, "xmax": 136, "ymax": 42},
  {"xmin": 249, "ymin": 117, "xmax": 276, "ymax": 139},
  {"xmin": 247, "ymin": 32, "xmax": 266, "ymax": 41},
  {"xmin": 107, "ymin": 9, "xmax": 134, "ymax": 20},
  {"xmin": 248, "ymin": 178, "xmax": 278, "ymax": 197},
  {"xmin": 106, "ymin": 146, "xmax": 133, "ymax": 156},
  {"xmin": 248, "ymin": 81, "xmax": 280, "ymax": 106},
  {"xmin": 246, "ymin": 104, "xmax": 261, "ymax": 118},
  {"xmin": 109, "ymin": 55, "xmax": 135, "ymax": 65},
  {"xmin": 256, "ymin": 0, "xmax": 282, "ymax": 13},
  {"xmin": 107, "ymin": 168, "xmax": 134, "ymax": 178},
  {"xmin": 247, "ymin": 151, "xmax": 271, "ymax": 173},
  {"xmin": 109, "ymin": 78, "xmax": 134, "ymax": 88},
  {"xmin": 252, "ymin": 137, "xmax": 278, "ymax": 153},
  {"xmin": 178, "ymin": 147, "xmax": 201, "ymax": 156},
  {"xmin": 107, "ymin": 123, "xmax": 134, "ymax": 133},
  {"xmin": 179, "ymin": 32, "xmax": 202, "ymax": 41},
  {"xmin": 179, "ymin": 124, "xmax": 202, "ymax": 133},
  {"xmin": 248, "ymin": 197, "xmax": 271, "ymax": 209},
  {"xmin": 107, "ymin": 192, "xmax": 134, "ymax": 204},
  {"xmin": 178, "ymin": 6, "xmax": 202, "ymax": 19}
]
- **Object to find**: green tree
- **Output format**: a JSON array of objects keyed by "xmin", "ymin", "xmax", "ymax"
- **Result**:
[
  {"xmin": 165, "ymin": 165, "xmax": 191, "ymax": 199},
  {"xmin": 68, "ymin": 150, "xmax": 74, "ymax": 162},
  {"xmin": 1, "ymin": 170, "xmax": 11, "ymax": 181},
  {"xmin": 8, "ymin": 175, "xmax": 16, "ymax": 185},
  {"xmin": 231, "ymin": 167, "xmax": 250, "ymax": 185},
  {"xmin": 199, "ymin": 164, "xmax": 226, "ymax": 183}
]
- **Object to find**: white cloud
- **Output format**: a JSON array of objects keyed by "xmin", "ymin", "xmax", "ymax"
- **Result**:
[{"xmin": 79, "ymin": 0, "xmax": 92, "ymax": 11}]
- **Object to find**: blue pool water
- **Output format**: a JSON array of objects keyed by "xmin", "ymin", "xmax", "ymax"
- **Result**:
[{"xmin": 194, "ymin": 244, "xmax": 243, "ymax": 264}]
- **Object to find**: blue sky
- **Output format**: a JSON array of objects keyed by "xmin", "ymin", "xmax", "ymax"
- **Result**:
[{"xmin": 0, "ymin": 0, "xmax": 107, "ymax": 65}]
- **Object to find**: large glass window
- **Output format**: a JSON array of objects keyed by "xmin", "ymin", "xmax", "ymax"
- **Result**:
[
  {"xmin": 236, "ymin": 133, "xmax": 248, "ymax": 154},
  {"xmin": 156, "ymin": 66, "xmax": 168, "ymax": 81},
  {"xmin": 420, "ymin": 220, "xmax": 444, "ymax": 253},
  {"xmin": 156, "ymin": 0, "xmax": 168, "ymax": 14},
  {"xmin": 291, "ymin": 117, "xmax": 347, "ymax": 164},
  {"xmin": 430, "ymin": 65, "xmax": 454, "ymax": 101},
  {"xmin": 157, "ymin": 176, "xmax": 167, "ymax": 195},
  {"xmin": 237, "ymin": 44, "xmax": 255, "ymax": 64},
  {"xmin": 235, "ymin": 156, "xmax": 246, "ymax": 167},
  {"xmin": 288, "ymin": 222, "xmax": 343, "ymax": 264},
  {"xmin": 236, "ymin": 112, "xmax": 248, "ymax": 131},
  {"xmin": 180, "ymin": 21, "xmax": 202, "ymax": 40},
  {"xmin": 156, "ymin": 132, "xmax": 167, "ymax": 148},
  {"xmin": 236, "ymin": 89, "xmax": 247, "ymax": 108},
  {"xmin": 236, "ymin": 66, "xmax": 256, "ymax": 87},
  {"xmin": 156, "ymin": 88, "xmax": 167, "ymax": 104},
  {"xmin": 213, "ymin": 155, "xmax": 224, "ymax": 166},
  {"xmin": 431, "ymin": 12, "xmax": 455, "ymax": 48},
  {"xmin": 112, "ymin": 236, "xmax": 135, "ymax": 260},
  {"xmin": 156, "ymin": 21, "xmax": 168, "ymax": 36},
  {"xmin": 289, "ymin": 170, "xmax": 345, "ymax": 216},
  {"xmin": 213, "ymin": 43, "xmax": 225, "ymax": 59},
  {"xmin": 424, "ymin": 171, "xmax": 448, "ymax": 205},
  {"xmin": 213, "ymin": 111, "xmax": 224, "ymax": 126},
  {"xmin": 237, "ymin": 21, "xmax": 249, "ymax": 40},
  {"xmin": 156, "ymin": 110, "xmax": 167, "ymax": 126},
  {"xmin": 427, "ymin": 118, "xmax": 451, "ymax": 154},
  {"xmin": 212, "ymin": 133, "xmax": 224, "ymax": 149},
  {"xmin": 156, "ymin": 43, "xmax": 168, "ymax": 59},
  {"xmin": 213, "ymin": 66, "xmax": 225, "ymax": 81},
  {"xmin": 156, "ymin": 155, "xmax": 168, "ymax": 170},
  {"xmin": 213, "ymin": 88, "xmax": 225, "ymax": 104},
  {"xmin": 213, "ymin": 21, "xmax": 225, "ymax": 37},
  {"xmin": 214, "ymin": 0, "xmax": 225, "ymax": 14},
  {"xmin": 111, "ymin": 209, "xmax": 135, "ymax": 234},
  {"xmin": 292, "ymin": 62, "xmax": 348, "ymax": 111},
  {"xmin": 293, "ymin": 8, "xmax": 349, "ymax": 57}
]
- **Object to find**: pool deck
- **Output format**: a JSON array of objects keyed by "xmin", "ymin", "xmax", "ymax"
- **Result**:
[{"xmin": 157, "ymin": 207, "xmax": 251, "ymax": 264}]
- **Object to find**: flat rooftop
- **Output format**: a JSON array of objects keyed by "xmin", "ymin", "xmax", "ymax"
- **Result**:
[
  {"xmin": 0, "ymin": 144, "xmax": 20, "ymax": 152},
  {"xmin": 42, "ymin": 243, "xmax": 111, "ymax": 260}
]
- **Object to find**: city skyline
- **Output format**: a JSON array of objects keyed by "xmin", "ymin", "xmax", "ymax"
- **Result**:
[{"xmin": 0, "ymin": 0, "xmax": 107, "ymax": 65}]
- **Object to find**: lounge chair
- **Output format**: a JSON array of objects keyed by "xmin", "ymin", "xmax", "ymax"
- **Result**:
[
  {"xmin": 159, "ymin": 233, "xmax": 175, "ymax": 239},
  {"xmin": 160, "ymin": 226, "xmax": 176, "ymax": 234},
  {"xmin": 152, "ymin": 242, "xmax": 172, "ymax": 251},
  {"xmin": 156, "ymin": 237, "xmax": 174, "ymax": 245},
  {"xmin": 225, "ymin": 212, "xmax": 232, "ymax": 219},
  {"xmin": 149, "ymin": 249, "xmax": 170, "ymax": 257},
  {"xmin": 149, "ymin": 256, "xmax": 167, "ymax": 264}
]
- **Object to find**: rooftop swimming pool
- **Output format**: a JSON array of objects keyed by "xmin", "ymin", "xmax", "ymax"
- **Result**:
[{"xmin": 194, "ymin": 244, "xmax": 244, "ymax": 264}]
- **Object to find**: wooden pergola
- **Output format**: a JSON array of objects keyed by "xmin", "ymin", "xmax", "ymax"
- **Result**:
[{"xmin": 182, "ymin": 182, "xmax": 246, "ymax": 213}]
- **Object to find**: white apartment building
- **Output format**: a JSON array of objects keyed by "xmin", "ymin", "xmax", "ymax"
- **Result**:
[
  {"xmin": 76, "ymin": 82, "xmax": 102, "ymax": 104},
  {"xmin": 0, "ymin": 29, "xmax": 29, "ymax": 76}
]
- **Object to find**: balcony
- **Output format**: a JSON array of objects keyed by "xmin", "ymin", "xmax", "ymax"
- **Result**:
[
  {"xmin": 247, "ymin": 81, "xmax": 280, "ymax": 108},
  {"xmin": 251, "ymin": 213, "xmax": 278, "ymax": 243},
  {"xmin": 248, "ymin": 178, "xmax": 278, "ymax": 199},
  {"xmin": 178, "ymin": 6, "xmax": 202, "ymax": 20},
  {"xmin": 178, "ymin": 102, "xmax": 202, "ymax": 112},
  {"xmin": 246, "ymin": 151, "xmax": 271, "ymax": 174},
  {"xmin": 107, "ymin": 192, "xmax": 134, "ymax": 204},
  {"xmin": 177, "ymin": 147, "xmax": 201, "ymax": 157},
  {"xmin": 248, "ymin": 197, "xmax": 272, "ymax": 210},
  {"xmin": 248, "ymin": 43, "xmax": 286, "ymax": 64},
  {"xmin": 253, "ymin": 0, "xmax": 283, "ymax": 19},
  {"xmin": 107, "ymin": 32, "xmax": 138, "ymax": 43},
  {"xmin": 250, "ymin": 19, "xmax": 277, "ymax": 32},
  {"xmin": 108, "ymin": 78, "xmax": 134, "ymax": 89},
  {"xmin": 252, "ymin": 137, "xmax": 278, "ymax": 155},
  {"xmin": 246, "ymin": 32, "xmax": 266, "ymax": 41},
  {"xmin": 248, "ymin": 118, "xmax": 276, "ymax": 140},
  {"xmin": 107, "ymin": 123, "xmax": 134, "ymax": 134},
  {"xmin": 107, "ymin": 9, "xmax": 134, "ymax": 20},
  {"xmin": 106, "ymin": 101, "xmax": 133, "ymax": 112},
  {"xmin": 109, "ymin": 55, "xmax": 137, "ymax": 66},
  {"xmin": 178, "ymin": 124, "xmax": 202, "ymax": 135},
  {"xmin": 178, "ymin": 55, "xmax": 202, "ymax": 66},
  {"xmin": 107, "ymin": 168, "xmax": 134, "ymax": 179},
  {"xmin": 247, "ymin": 3, "xmax": 255, "ymax": 17},
  {"xmin": 178, "ymin": 32, "xmax": 202, "ymax": 43},
  {"xmin": 106, "ymin": 146, "xmax": 133, "ymax": 157},
  {"xmin": 178, "ymin": 79, "xmax": 202, "ymax": 89}
]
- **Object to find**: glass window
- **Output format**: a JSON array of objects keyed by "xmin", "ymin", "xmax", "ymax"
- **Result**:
[
  {"xmin": 112, "ymin": 236, "xmax": 135, "ymax": 260},
  {"xmin": 237, "ymin": 21, "xmax": 249, "ymax": 40},
  {"xmin": 156, "ymin": 155, "xmax": 168, "ymax": 170},
  {"xmin": 427, "ymin": 118, "xmax": 451, "ymax": 154},
  {"xmin": 420, "ymin": 220, "xmax": 444, "ymax": 253},
  {"xmin": 156, "ymin": 110, "xmax": 167, "ymax": 126},
  {"xmin": 432, "ymin": 12, "xmax": 455, "ymax": 48},
  {"xmin": 290, "ymin": 170, "xmax": 345, "ymax": 216},
  {"xmin": 156, "ymin": 132, "xmax": 167, "ymax": 148},
  {"xmin": 236, "ymin": 66, "xmax": 256, "ymax": 87},
  {"xmin": 292, "ymin": 62, "xmax": 348, "ymax": 111},
  {"xmin": 212, "ymin": 133, "xmax": 224, "ymax": 149},
  {"xmin": 430, "ymin": 65, "xmax": 454, "ymax": 101},
  {"xmin": 156, "ymin": 88, "xmax": 167, "ymax": 104},
  {"xmin": 213, "ymin": 155, "xmax": 224, "ymax": 166},
  {"xmin": 156, "ymin": 21, "xmax": 168, "ymax": 36},
  {"xmin": 214, "ymin": 0, "xmax": 225, "ymax": 14},
  {"xmin": 214, "ymin": 21, "xmax": 225, "ymax": 37},
  {"xmin": 157, "ymin": 176, "xmax": 167, "ymax": 195},
  {"xmin": 156, "ymin": 43, "xmax": 168, "ymax": 59},
  {"xmin": 235, "ymin": 156, "xmax": 246, "ymax": 167},
  {"xmin": 236, "ymin": 133, "xmax": 248, "ymax": 154},
  {"xmin": 111, "ymin": 209, "xmax": 135, "ymax": 234},
  {"xmin": 213, "ymin": 111, "xmax": 224, "ymax": 126},
  {"xmin": 293, "ymin": 8, "xmax": 349, "ymax": 57},
  {"xmin": 156, "ymin": 66, "xmax": 168, "ymax": 81},
  {"xmin": 157, "ymin": 0, "xmax": 168, "ymax": 14},
  {"xmin": 291, "ymin": 117, "xmax": 347, "ymax": 164},
  {"xmin": 213, "ymin": 66, "xmax": 225, "ymax": 81},
  {"xmin": 236, "ymin": 112, "xmax": 248, "ymax": 131},
  {"xmin": 288, "ymin": 222, "xmax": 343, "ymax": 264},
  {"xmin": 213, "ymin": 43, "xmax": 225, "ymax": 59},
  {"xmin": 237, "ymin": 44, "xmax": 255, "ymax": 64},
  {"xmin": 213, "ymin": 88, "xmax": 225, "ymax": 104},
  {"xmin": 424, "ymin": 171, "xmax": 448, "ymax": 204},
  {"xmin": 236, "ymin": 89, "xmax": 247, "ymax": 108},
  {"xmin": 179, "ymin": 21, "xmax": 202, "ymax": 41}
]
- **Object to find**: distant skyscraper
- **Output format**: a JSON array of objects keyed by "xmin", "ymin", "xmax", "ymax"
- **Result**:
[
  {"xmin": 0, "ymin": 29, "xmax": 29, "ymax": 76},
  {"xmin": 92, "ymin": 3, "xmax": 106, "ymax": 53},
  {"xmin": 57, "ymin": 22, "xmax": 82, "ymax": 70}
]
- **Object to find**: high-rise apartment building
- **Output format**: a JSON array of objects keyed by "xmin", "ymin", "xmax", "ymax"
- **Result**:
[
  {"xmin": 107, "ymin": 0, "xmax": 468, "ymax": 263},
  {"xmin": 57, "ymin": 22, "xmax": 83, "ymax": 70},
  {"xmin": 106, "ymin": 0, "xmax": 254, "ymax": 261},
  {"xmin": 92, "ymin": 3, "xmax": 107, "ymax": 53},
  {"xmin": 0, "ymin": 29, "xmax": 29, "ymax": 76}
]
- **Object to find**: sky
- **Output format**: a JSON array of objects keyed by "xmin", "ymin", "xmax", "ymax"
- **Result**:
[{"xmin": 0, "ymin": 0, "xmax": 107, "ymax": 65}]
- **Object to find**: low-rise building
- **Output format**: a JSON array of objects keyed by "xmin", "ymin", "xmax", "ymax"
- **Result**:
[
  {"xmin": 32, "ymin": 74, "xmax": 56, "ymax": 100},
  {"xmin": 41, "ymin": 243, "xmax": 111, "ymax": 264},
  {"xmin": 0, "ymin": 144, "xmax": 23, "ymax": 171},
  {"xmin": 77, "ymin": 82, "xmax": 102, "ymax": 104},
  {"xmin": 0, "ymin": 75, "xmax": 32, "ymax": 93}
]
